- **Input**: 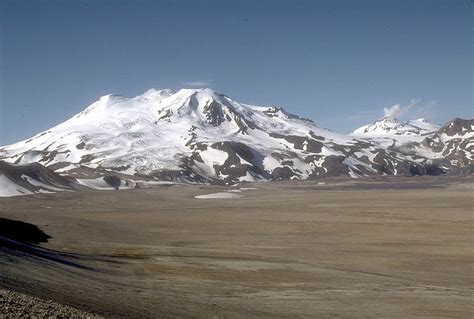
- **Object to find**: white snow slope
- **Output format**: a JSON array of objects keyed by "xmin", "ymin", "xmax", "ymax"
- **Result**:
[
  {"xmin": 0, "ymin": 88, "xmax": 471, "ymax": 184},
  {"xmin": 0, "ymin": 174, "xmax": 33, "ymax": 197},
  {"xmin": 351, "ymin": 117, "xmax": 441, "ymax": 147}
]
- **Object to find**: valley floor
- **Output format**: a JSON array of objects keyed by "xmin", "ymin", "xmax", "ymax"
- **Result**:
[{"xmin": 0, "ymin": 176, "xmax": 473, "ymax": 318}]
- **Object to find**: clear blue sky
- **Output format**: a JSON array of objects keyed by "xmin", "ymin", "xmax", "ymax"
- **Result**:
[{"xmin": 1, "ymin": 0, "xmax": 472, "ymax": 145}]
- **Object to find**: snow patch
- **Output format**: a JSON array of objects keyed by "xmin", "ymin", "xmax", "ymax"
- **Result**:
[
  {"xmin": 195, "ymin": 192, "xmax": 243, "ymax": 199},
  {"xmin": 0, "ymin": 174, "xmax": 33, "ymax": 197},
  {"xmin": 77, "ymin": 178, "xmax": 118, "ymax": 190},
  {"xmin": 21, "ymin": 175, "xmax": 66, "ymax": 192}
]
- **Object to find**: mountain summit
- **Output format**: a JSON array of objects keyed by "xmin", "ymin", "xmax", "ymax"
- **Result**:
[
  {"xmin": 0, "ymin": 89, "xmax": 472, "ymax": 186},
  {"xmin": 352, "ymin": 116, "xmax": 440, "ymax": 137}
]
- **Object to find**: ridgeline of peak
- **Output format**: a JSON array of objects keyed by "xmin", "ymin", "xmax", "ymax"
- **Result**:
[
  {"xmin": 413, "ymin": 117, "xmax": 428, "ymax": 122},
  {"xmin": 140, "ymin": 88, "xmax": 175, "ymax": 99},
  {"xmin": 0, "ymin": 88, "xmax": 472, "ymax": 193},
  {"xmin": 437, "ymin": 118, "xmax": 474, "ymax": 137},
  {"xmin": 352, "ymin": 116, "xmax": 440, "ymax": 138}
]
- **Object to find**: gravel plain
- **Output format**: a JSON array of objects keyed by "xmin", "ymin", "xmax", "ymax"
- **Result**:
[
  {"xmin": 0, "ymin": 289, "xmax": 101, "ymax": 318},
  {"xmin": 0, "ymin": 175, "xmax": 472, "ymax": 318}
]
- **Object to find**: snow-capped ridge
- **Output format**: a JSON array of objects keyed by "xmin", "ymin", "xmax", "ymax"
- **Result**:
[
  {"xmin": 352, "ymin": 116, "xmax": 440, "ymax": 137},
  {"xmin": 139, "ymin": 88, "xmax": 175, "ymax": 100},
  {"xmin": 0, "ymin": 88, "xmax": 471, "ymax": 191},
  {"xmin": 414, "ymin": 117, "xmax": 427, "ymax": 122}
]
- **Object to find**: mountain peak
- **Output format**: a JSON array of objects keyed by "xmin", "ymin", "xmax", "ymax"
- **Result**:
[
  {"xmin": 177, "ymin": 87, "xmax": 217, "ymax": 93},
  {"xmin": 174, "ymin": 88, "xmax": 226, "ymax": 101},
  {"xmin": 352, "ymin": 116, "xmax": 441, "ymax": 138},
  {"xmin": 0, "ymin": 88, "xmax": 471, "ymax": 187},
  {"xmin": 413, "ymin": 117, "xmax": 427, "ymax": 122},
  {"xmin": 140, "ymin": 88, "xmax": 175, "ymax": 99},
  {"xmin": 379, "ymin": 116, "xmax": 401, "ymax": 123},
  {"xmin": 437, "ymin": 117, "xmax": 474, "ymax": 137}
]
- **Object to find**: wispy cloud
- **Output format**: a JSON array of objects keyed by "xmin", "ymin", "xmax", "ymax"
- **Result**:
[
  {"xmin": 346, "ymin": 98, "xmax": 441, "ymax": 132},
  {"xmin": 382, "ymin": 99, "xmax": 438, "ymax": 120},
  {"xmin": 183, "ymin": 79, "xmax": 214, "ymax": 87},
  {"xmin": 383, "ymin": 99, "xmax": 417, "ymax": 118}
]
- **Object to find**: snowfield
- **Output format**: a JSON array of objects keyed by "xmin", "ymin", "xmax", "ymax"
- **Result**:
[
  {"xmin": 195, "ymin": 192, "xmax": 243, "ymax": 199},
  {"xmin": 0, "ymin": 88, "xmax": 472, "ymax": 188},
  {"xmin": 351, "ymin": 117, "xmax": 441, "ymax": 147},
  {"xmin": 0, "ymin": 174, "xmax": 33, "ymax": 197}
]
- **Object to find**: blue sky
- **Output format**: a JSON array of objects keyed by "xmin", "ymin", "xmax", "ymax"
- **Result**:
[{"xmin": 1, "ymin": 0, "xmax": 472, "ymax": 145}]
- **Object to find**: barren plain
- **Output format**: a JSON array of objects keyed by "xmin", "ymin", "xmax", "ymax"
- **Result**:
[{"xmin": 0, "ymin": 175, "xmax": 472, "ymax": 318}]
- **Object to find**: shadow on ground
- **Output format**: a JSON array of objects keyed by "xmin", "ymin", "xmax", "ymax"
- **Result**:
[{"xmin": 0, "ymin": 218, "xmax": 51, "ymax": 244}]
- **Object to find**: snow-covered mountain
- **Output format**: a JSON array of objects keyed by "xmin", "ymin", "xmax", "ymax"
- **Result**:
[
  {"xmin": 352, "ymin": 117, "xmax": 440, "ymax": 137},
  {"xmin": 396, "ymin": 118, "xmax": 474, "ymax": 173},
  {"xmin": 0, "ymin": 88, "xmax": 472, "ymax": 187},
  {"xmin": 351, "ymin": 117, "xmax": 441, "ymax": 146},
  {"xmin": 352, "ymin": 116, "xmax": 473, "ymax": 173}
]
